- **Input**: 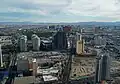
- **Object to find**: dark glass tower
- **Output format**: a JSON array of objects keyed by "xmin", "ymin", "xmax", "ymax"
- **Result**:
[
  {"xmin": 53, "ymin": 31, "xmax": 68, "ymax": 50},
  {"xmin": 100, "ymin": 53, "xmax": 110, "ymax": 81},
  {"xmin": 94, "ymin": 52, "xmax": 111, "ymax": 84},
  {"xmin": 94, "ymin": 56, "xmax": 102, "ymax": 84}
]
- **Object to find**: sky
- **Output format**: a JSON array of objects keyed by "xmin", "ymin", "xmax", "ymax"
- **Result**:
[{"xmin": 0, "ymin": 0, "xmax": 120, "ymax": 22}]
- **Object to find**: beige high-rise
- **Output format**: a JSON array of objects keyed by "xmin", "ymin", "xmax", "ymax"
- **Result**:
[{"xmin": 76, "ymin": 40, "xmax": 84, "ymax": 55}]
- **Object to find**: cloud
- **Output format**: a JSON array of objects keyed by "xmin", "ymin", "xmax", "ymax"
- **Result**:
[
  {"xmin": 65, "ymin": 0, "xmax": 120, "ymax": 18},
  {"xmin": 0, "ymin": 0, "xmax": 120, "ymax": 22},
  {"xmin": 0, "ymin": 0, "xmax": 70, "ymax": 15}
]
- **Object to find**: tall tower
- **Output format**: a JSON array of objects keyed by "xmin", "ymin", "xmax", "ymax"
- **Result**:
[
  {"xmin": 32, "ymin": 59, "xmax": 37, "ymax": 76},
  {"xmin": 76, "ymin": 33, "xmax": 82, "ymax": 41},
  {"xmin": 94, "ymin": 52, "xmax": 111, "ymax": 84},
  {"xmin": 0, "ymin": 44, "xmax": 3, "ymax": 67},
  {"xmin": 19, "ymin": 35, "xmax": 27, "ymax": 52},
  {"xmin": 32, "ymin": 34, "xmax": 40, "ymax": 51},
  {"xmin": 94, "ymin": 56, "xmax": 102, "ymax": 84},
  {"xmin": 76, "ymin": 33, "xmax": 84, "ymax": 55},
  {"xmin": 100, "ymin": 53, "xmax": 110, "ymax": 81},
  {"xmin": 69, "ymin": 34, "xmax": 76, "ymax": 54},
  {"xmin": 53, "ymin": 31, "xmax": 67, "ymax": 50}
]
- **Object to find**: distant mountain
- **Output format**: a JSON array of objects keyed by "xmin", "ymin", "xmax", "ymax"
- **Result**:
[
  {"xmin": 0, "ymin": 22, "xmax": 35, "ymax": 25},
  {"xmin": 43, "ymin": 22, "xmax": 120, "ymax": 26},
  {"xmin": 0, "ymin": 22, "xmax": 120, "ymax": 26},
  {"xmin": 76, "ymin": 22, "xmax": 120, "ymax": 26}
]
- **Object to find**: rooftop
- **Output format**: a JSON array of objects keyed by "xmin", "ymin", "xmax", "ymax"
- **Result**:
[
  {"xmin": 43, "ymin": 75, "xmax": 58, "ymax": 82},
  {"xmin": 14, "ymin": 76, "xmax": 35, "ymax": 84},
  {"xmin": 37, "ymin": 67, "xmax": 59, "ymax": 75}
]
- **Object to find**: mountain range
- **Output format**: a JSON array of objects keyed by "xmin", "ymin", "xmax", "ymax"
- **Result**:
[{"xmin": 0, "ymin": 22, "xmax": 120, "ymax": 26}]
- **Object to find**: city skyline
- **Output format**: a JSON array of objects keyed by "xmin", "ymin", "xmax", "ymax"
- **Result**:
[{"xmin": 0, "ymin": 0, "xmax": 120, "ymax": 22}]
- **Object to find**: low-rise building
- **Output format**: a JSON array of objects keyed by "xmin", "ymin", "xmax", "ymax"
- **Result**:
[{"xmin": 0, "ymin": 36, "xmax": 12, "ymax": 46}]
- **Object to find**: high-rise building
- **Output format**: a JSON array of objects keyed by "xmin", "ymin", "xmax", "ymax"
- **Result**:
[
  {"xmin": 76, "ymin": 40, "xmax": 84, "ymax": 55},
  {"xmin": 68, "ymin": 35, "xmax": 76, "ymax": 55},
  {"xmin": 31, "ymin": 34, "xmax": 40, "ymax": 51},
  {"xmin": 100, "ymin": 53, "xmax": 110, "ymax": 81},
  {"xmin": 76, "ymin": 33, "xmax": 84, "ymax": 55},
  {"xmin": 94, "ymin": 56, "xmax": 102, "ymax": 84},
  {"xmin": 94, "ymin": 52, "xmax": 111, "ymax": 84},
  {"xmin": 19, "ymin": 35, "xmax": 27, "ymax": 52},
  {"xmin": 53, "ymin": 31, "xmax": 67, "ymax": 50},
  {"xmin": 94, "ymin": 35, "xmax": 106, "ymax": 47},
  {"xmin": 76, "ymin": 33, "xmax": 82, "ymax": 41},
  {"xmin": 0, "ymin": 44, "xmax": 3, "ymax": 67},
  {"xmin": 32, "ymin": 59, "xmax": 37, "ymax": 76},
  {"xmin": 68, "ymin": 35, "xmax": 72, "ymax": 48}
]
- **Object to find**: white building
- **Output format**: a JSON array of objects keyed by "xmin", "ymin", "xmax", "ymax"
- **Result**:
[
  {"xmin": 43, "ymin": 75, "xmax": 58, "ymax": 82},
  {"xmin": 31, "ymin": 34, "xmax": 40, "ymax": 51},
  {"xmin": 19, "ymin": 35, "xmax": 27, "ymax": 52}
]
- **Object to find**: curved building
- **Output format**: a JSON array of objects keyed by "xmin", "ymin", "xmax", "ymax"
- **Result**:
[
  {"xmin": 31, "ymin": 34, "xmax": 40, "ymax": 51},
  {"xmin": 19, "ymin": 35, "xmax": 27, "ymax": 52}
]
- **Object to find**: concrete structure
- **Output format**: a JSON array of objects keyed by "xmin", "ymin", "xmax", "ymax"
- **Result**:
[
  {"xmin": 19, "ymin": 35, "xmax": 27, "ymax": 52},
  {"xmin": 31, "ymin": 34, "xmax": 40, "ymax": 51},
  {"xmin": 0, "ymin": 44, "xmax": 3, "ymax": 67}
]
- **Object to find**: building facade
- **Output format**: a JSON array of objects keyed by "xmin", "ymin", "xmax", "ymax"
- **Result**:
[
  {"xmin": 31, "ymin": 34, "xmax": 40, "ymax": 51},
  {"xmin": 19, "ymin": 35, "xmax": 27, "ymax": 52},
  {"xmin": 76, "ymin": 33, "xmax": 84, "ymax": 55},
  {"xmin": 53, "ymin": 31, "xmax": 67, "ymax": 50}
]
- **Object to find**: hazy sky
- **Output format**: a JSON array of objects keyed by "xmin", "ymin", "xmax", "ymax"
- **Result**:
[{"xmin": 0, "ymin": 0, "xmax": 120, "ymax": 22}]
